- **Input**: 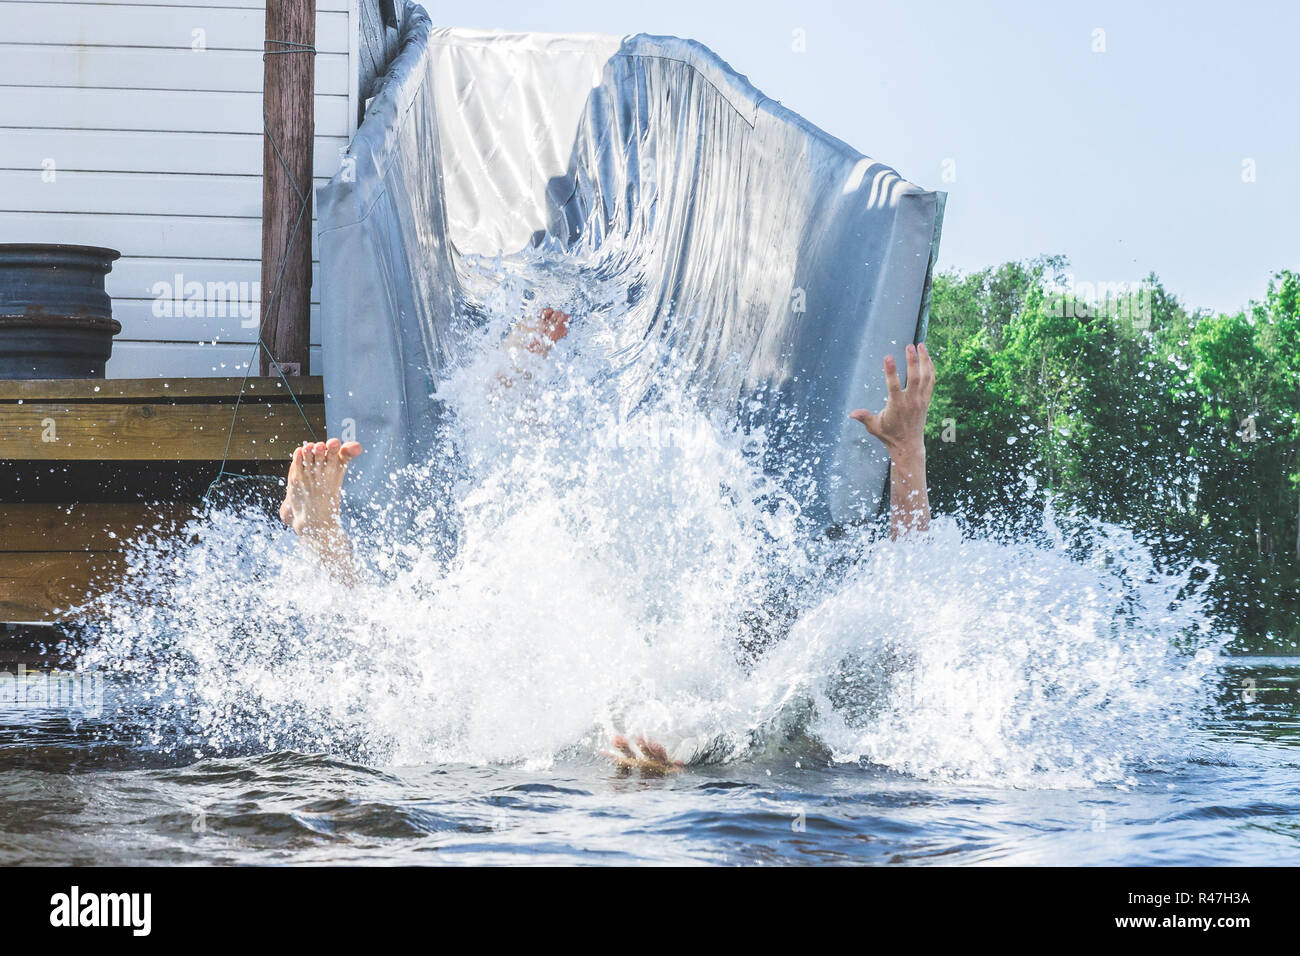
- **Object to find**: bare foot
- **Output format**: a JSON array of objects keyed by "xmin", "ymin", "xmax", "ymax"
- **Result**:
[
  {"xmin": 279, "ymin": 437, "xmax": 363, "ymax": 535},
  {"xmin": 602, "ymin": 734, "xmax": 685, "ymax": 777}
]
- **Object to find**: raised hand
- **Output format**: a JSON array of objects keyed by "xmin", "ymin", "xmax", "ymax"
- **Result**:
[
  {"xmin": 849, "ymin": 342, "xmax": 935, "ymax": 461},
  {"xmin": 849, "ymin": 342, "xmax": 934, "ymax": 538}
]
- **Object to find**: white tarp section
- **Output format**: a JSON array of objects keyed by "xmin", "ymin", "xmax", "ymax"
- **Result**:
[{"xmin": 317, "ymin": 3, "xmax": 944, "ymax": 525}]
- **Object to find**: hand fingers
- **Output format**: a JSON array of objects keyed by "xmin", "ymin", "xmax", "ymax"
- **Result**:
[
  {"xmin": 636, "ymin": 736, "xmax": 684, "ymax": 772},
  {"xmin": 918, "ymin": 341, "xmax": 935, "ymax": 386},
  {"xmin": 884, "ymin": 353, "xmax": 903, "ymax": 394},
  {"xmin": 637, "ymin": 736, "xmax": 669, "ymax": 763},
  {"xmin": 598, "ymin": 752, "xmax": 635, "ymax": 768},
  {"xmin": 850, "ymin": 408, "xmax": 881, "ymax": 435},
  {"xmin": 905, "ymin": 343, "xmax": 920, "ymax": 390},
  {"xmin": 542, "ymin": 309, "xmax": 570, "ymax": 341},
  {"xmin": 605, "ymin": 734, "xmax": 683, "ymax": 774},
  {"xmin": 604, "ymin": 734, "xmax": 641, "ymax": 771}
]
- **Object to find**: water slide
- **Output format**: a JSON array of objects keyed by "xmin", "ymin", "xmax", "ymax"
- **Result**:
[{"xmin": 317, "ymin": 3, "xmax": 945, "ymax": 525}]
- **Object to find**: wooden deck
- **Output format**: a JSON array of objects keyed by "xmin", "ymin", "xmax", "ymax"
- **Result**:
[{"xmin": 0, "ymin": 376, "xmax": 323, "ymax": 623}]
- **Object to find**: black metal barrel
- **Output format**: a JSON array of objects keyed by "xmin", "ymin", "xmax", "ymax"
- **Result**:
[{"xmin": 0, "ymin": 244, "xmax": 122, "ymax": 379}]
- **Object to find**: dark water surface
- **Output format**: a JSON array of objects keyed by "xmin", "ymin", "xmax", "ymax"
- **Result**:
[{"xmin": 0, "ymin": 657, "xmax": 1295, "ymax": 866}]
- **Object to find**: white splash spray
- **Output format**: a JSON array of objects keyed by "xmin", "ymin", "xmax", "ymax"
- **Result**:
[{"xmin": 82, "ymin": 250, "xmax": 1228, "ymax": 786}]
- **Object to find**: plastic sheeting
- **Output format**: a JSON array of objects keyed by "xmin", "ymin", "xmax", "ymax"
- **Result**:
[{"xmin": 316, "ymin": 3, "xmax": 944, "ymax": 525}]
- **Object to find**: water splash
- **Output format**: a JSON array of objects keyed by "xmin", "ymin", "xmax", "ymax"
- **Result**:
[
  {"xmin": 81, "ymin": 250, "xmax": 1228, "ymax": 787},
  {"xmin": 751, "ymin": 518, "xmax": 1225, "ymax": 786}
]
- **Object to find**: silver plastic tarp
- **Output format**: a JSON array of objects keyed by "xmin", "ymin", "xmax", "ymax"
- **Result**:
[{"xmin": 316, "ymin": 3, "xmax": 944, "ymax": 526}]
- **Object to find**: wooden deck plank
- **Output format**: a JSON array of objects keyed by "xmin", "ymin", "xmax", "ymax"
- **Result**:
[
  {"xmin": 0, "ymin": 377, "xmax": 323, "ymax": 403},
  {"xmin": 0, "ymin": 401, "xmax": 324, "ymax": 461},
  {"xmin": 0, "ymin": 552, "xmax": 123, "ymax": 622},
  {"xmin": 0, "ymin": 503, "xmax": 197, "ymax": 552},
  {"xmin": 0, "ymin": 376, "xmax": 316, "ymax": 622}
]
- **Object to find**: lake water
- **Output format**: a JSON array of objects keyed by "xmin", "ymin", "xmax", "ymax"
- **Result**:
[
  {"xmin": 5, "ymin": 251, "xmax": 1294, "ymax": 866},
  {"xmin": 0, "ymin": 657, "xmax": 1295, "ymax": 865}
]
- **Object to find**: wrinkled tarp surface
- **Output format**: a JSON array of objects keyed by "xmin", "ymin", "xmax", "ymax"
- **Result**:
[{"xmin": 317, "ymin": 3, "xmax": 944, "ymax": 525}]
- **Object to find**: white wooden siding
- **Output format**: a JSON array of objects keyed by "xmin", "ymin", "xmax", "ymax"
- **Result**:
[{"xmin": 0, "ymin": 0, "xmax": 357, "ymax": 377}]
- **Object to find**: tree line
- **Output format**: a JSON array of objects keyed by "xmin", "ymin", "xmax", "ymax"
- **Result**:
[{"xmin": 924, "ymin": 259, "xmax": 1299, "ymax": 652}]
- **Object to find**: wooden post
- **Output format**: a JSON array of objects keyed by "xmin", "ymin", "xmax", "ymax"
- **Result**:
[{"xmin": 259, "ymin": 0, "xmax": 316, "ymax": 377}]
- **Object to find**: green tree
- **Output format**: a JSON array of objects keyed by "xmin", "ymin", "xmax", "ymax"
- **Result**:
[{"xmin": 924, "ymin": 260, "xmax": 1300, "ymax": 650}]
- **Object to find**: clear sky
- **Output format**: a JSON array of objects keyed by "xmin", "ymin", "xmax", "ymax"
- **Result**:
[{"xmin": 444, "ymin": 0, "xmax": 1298, "ymax": 314}]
